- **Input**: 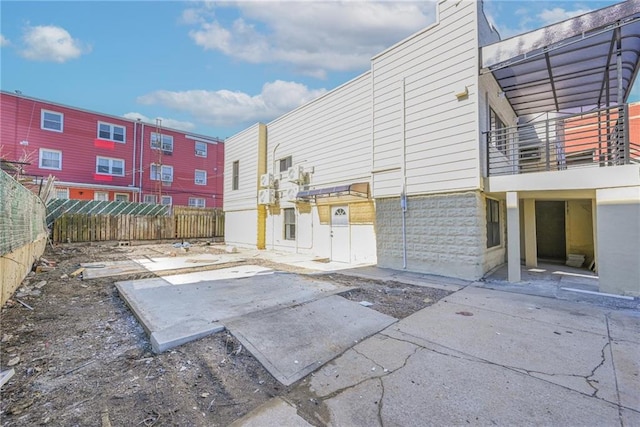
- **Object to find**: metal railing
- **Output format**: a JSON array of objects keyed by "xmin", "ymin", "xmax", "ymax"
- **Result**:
[{"xmin": 486, "ymin": 105, "xmax": 639, "ymax": 176}]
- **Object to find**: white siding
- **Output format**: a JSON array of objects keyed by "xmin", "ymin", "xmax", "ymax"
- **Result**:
[
  {"xmin": 225, "ymin": 210, "xmax": 258, "ymax": 248},
  {"xmin": 372, "ymin": 0, "xmax": 481, "ymax": 197},
  {"xmin": 224, "ymin": 124, "xmax": 260, "ymax": 212},
  {"xmin": 266, "ymin": 72, "xmax": 372, "ymax": 190}
]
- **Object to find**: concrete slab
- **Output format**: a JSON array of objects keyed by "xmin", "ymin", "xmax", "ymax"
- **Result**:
[
  {"xmin": 224, "ymin": 295, "xmax": 397, "ymax": 386},
  {"xmin": 230, "ymin": 398, "xmax": 312, "ymax": 427},
  {"xmin": 116, "ymin": 268, "xmax": 350, "ymax": 353},
  {"xmin": 332, "ymin": 265, "xmax": 468, "ymax": 292},
  {"xmin": 82, "ymin": 254, "xmax": 244, "ymax": 279},
  {"xmin": 610, "ymin": 339, "xmax": 640, "ymax": 411}
]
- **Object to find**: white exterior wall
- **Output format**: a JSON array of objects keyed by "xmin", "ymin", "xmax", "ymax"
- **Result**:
[
  {"xmin": 224, "ymin": 124, "xmax": 261, "ymax": 247},
  {"xmin": 263, "ymin": 72, "xmax": 375, "ymax": 260},
  {"xmin": 372, "ymin": 0, "xmax": 481, "ymax": 198}
]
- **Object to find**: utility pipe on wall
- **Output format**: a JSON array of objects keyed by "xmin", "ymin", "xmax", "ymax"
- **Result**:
[{"xmin": 139, "ymin": 123, "xmax": 145, "ymax": 201}]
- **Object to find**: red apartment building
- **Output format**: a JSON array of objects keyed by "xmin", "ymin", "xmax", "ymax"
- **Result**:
[{"xmin": 0, "ymin": 91, "xmax": 224, "ymax": 208}]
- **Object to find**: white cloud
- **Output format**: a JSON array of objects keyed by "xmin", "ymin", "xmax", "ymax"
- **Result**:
[
  {"xmin": 123, "ymin": 112, "xmax": 196, "ymax": 132},
  {"xmin": 0, "ymin": 34, "xmax": 10, "ymax": 47},
  {"xmin": 20, "ymin": 25, "xmax": 89, "ymax": 63},
  {"xmin": 136, "ymin": 80, "xmax": 327, "ymax": 127},
  {"xmin": 538, "ymin": 7, "xmax": 592, "ymax": 26},
  {"xmin": 187, "ymin": 1, "xmax": 436, "ymax": 77}
]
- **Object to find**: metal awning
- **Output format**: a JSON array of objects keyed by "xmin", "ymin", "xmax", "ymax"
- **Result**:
[
  {"xmin": 297, "ymin": 182, "xmax": 369, "ymax": 201},
  {"xmin": 481, "ymin": 1, "xmax": 640, "ymax": 116}
]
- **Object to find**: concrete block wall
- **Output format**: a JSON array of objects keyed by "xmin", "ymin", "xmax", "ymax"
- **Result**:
[{"xmin": 375, "ymin": 191, "xmax": 486, "ymax": 280}]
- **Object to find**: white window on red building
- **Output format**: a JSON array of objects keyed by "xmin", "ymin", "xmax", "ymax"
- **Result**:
[
  {"xmin": 143, "ymin": 194, "xmax": 157, "ymax": 204},
  {"xmin": 98, "ymin": 122, "xmax": 126, "ymax": 143},
  {"xmin": 114, "ymin": 193, "xmax": 130, "ymax": 202},
  {"xmin": 161, "ymin": 196, "xmax": 172, "ymax": 206},
  {"xmin": 188, "ymin": 197, "xmax": 205, "ymax": 208},
  {"xmin": 41, "ymin": 110, "xmax": 63, "ymax": 132},
  {"xmin": 96, "ymin": 157, "xmax": 125, "ymax": 176},
  {"xmin": 150, "ymin": 164, "xmax": 173, "ymax": 182},
  {"xmin": 55, "ymin": 188, "xmax": 69, "ymax": 199},
  {"xmin": 150, "ymin": 133, "xmax": 173, "ymax": 152},
  {"xmin": 195, "ymin": 141, "xmax": 207, "ymax": 157},
  {"xmin": 94, "ymin": 191, "xmax": 109, "ymax": 201},
  {"xmin": 195, "ymin": 169, "xmax": 207, "ymax": 185},
  {"xmin": 39, "ymin": 148, "xmax": 62, "ymax": 170}
]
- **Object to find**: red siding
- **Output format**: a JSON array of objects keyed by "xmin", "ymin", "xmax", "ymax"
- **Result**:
[{"xmin": 1, "ymin": 92, "xmax": 224, "ymax": 207}]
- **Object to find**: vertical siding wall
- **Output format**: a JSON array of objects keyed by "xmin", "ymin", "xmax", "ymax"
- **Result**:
[
  {"xmin": 224, "ymin": 124, "xmax": 262, "ymax": 247},
  {"xmin": 372, "ymin": 0, "xmax": 480, "ymax": 197}
]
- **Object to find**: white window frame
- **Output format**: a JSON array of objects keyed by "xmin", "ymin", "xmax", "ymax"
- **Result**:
[
  {"xmin": 55, "ymin": 188, "xmax": 69, "ymax": 199},
  {"xmin": 188, "ymin": 197, "xmax": 206, "ymax": 208},
  {"xmin": 161, "ymin": 196, "xmax": 172, "ymax": 206},
  {"xmin": 284, "ymin": 208, "xmax": 296, "ymax": 240},
  {"xmin": 94, "ymin": 191, "xmax": 109, "ymax": 201},
  {"xmin": 150, "ymin": 164, "xmax": 173, "ymax": 182},
  {"xmin": 143, "ymin": 194, "xmax": 157, "ymax": 204},
  {"xmin": 96, "ymin": 156, "xmax": 125, "ymax": 176},
  {"xmin": 41, "ymin": 109, "xmax": 63, "ymax": 132},
  {"xmin": 150, "ymin": 132, "xmax": 174, "ymax": 152},
  {"xmin": 97, "ymin": 121, "xmax": 126, "ymax": 143},
  {"xmin": 195, "ymin": 169, "xmax": 207, "ymax": 185},
  {"xmin": 195, "ymin": 141, "xmax": 207, "ymax": 157},
  {"xmin": 114, "ymin": 193, "xmax": 130, "ymax": 202},
  {"xmin": 39, "ymin": 148, "xmax": 62, "ymax": 170}
]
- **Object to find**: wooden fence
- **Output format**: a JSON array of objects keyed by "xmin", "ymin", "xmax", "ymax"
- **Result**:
[{"xmin": 51, "ymin": 207, "xmax": 224, "ymax": 243}]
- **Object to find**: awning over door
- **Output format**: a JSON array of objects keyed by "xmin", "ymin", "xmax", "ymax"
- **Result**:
[
  {"xmin": 481, "ymin": 1, "xmax": 640, "ymax": 116},
  {"xmin": 297, "ymin": 182, "xmax": 369, "ymax": 203}
]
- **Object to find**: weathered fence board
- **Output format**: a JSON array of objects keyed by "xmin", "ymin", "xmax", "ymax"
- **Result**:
[{"xmin": 51, "ymin": 208, "xmax": 224, "ymax": 243}]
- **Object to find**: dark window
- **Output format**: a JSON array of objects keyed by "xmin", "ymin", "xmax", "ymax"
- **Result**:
[
  {"xmin": 284, "ymin": 208, "xmax": 296, "ymax": 240},
  {"xmin": 279, "ymin": 156, "xmax": 292, "ymax": 173},
  {"xmin": 232, "ymin": 161, "xmax": 239, "ymax": 190},
  {"xmin": 490, "ymin": 108, "xmax": 507, "ymax": 154},
  {"xmin": 487, "ymin": 198, "xmax": 501, "ymax": 248}
]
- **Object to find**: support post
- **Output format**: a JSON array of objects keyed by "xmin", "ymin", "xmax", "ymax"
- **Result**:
[
  {"xmin": 506, "ymin": 192, "xmax": 521, "ymax": 282},
  {"xmin": 523, "ymin": 199, "xmax": 537, "ymax": 268}
]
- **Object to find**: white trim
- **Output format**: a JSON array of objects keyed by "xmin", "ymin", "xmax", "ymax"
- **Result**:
[
  {"xmin": 161, "ymin": 195, "xmax": 173, "ymax": 206},
  {"xmin": 150, "ymin": 163, "xmax": 173, "ymax": 182},
  {"xmin": 41, "ymin": 109, "xmax": 64, "ymax": 132},
  {"xmin": 96, "ymin": 156, "xmax": 125, "ymax": 176},
  {"xmin": 185, "ymin": 134, "xmax": 220, "ymax": 144},
  {"xmin": 150, "ymin": 132, "xmax": 174, "ymax": 152},
  {"xmin": 195, "ymin": 141, "xmax": 208, "ymax": 157},
  {"xmin": 97, "ymin": 121, "xmax": 126, "ymax": 143},
  {"xmin": 50, "ymin": 180, "xmax": 139, "ymax": 192},
  {"xmin": 94, "ymin": 191, "xmax": 109, "ymax": 201},
  {"xmin": 39, "ymin": 148, "xmax": 62, "ymax": 170},
  {"xmin": 114, "ymin": 193, "xmax": 130, "ymax": 202},
  {"xmin": 194, "ymin": 169, "xmax": 207, "ymax": 185},
  {"xmin": 143, "ymin": 194, "xmax": 158, "ymax": 204},
  {"xmin": 54, "ymin": 188, "xmax": 69, "ymax": 199},
  {"xmin": 188, "ymin": 197, "xmax": 206, "ymax": 208}
]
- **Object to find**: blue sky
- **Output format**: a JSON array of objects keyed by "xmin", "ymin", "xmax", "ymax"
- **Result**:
[{"xmin": 0, "ymin": 1, "xmax": 627, "ymax": 138}]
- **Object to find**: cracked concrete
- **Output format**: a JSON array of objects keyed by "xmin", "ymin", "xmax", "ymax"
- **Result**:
[{"xmin": 234, "ymin": 285, "xmax": 640, "ymax": 426}]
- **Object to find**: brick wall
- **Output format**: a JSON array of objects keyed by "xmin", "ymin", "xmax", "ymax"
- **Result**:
[{"xmin": 375, "ymin": 191, "xmax": 490, "ymax": 280}]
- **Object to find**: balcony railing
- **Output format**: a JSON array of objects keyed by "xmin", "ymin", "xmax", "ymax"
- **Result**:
[{"xmin": 486, "ymin": 105, "xmax": 640, "ymax": 176}]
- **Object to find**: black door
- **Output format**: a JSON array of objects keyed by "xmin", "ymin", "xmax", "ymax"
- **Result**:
[{"xmin": 535, "ymin": 201, "xmax": 566, "ymax": 261}]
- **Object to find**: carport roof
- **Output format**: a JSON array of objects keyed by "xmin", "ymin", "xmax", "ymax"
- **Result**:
[{"xmin": 481, "ymin": 1, "xmax": 640, "ymax": 116}]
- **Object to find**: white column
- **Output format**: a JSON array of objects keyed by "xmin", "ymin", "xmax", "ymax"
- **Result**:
[
  {"xmin": 506, "ymin": 192, "xmax": 521, "ymax": 282},
  {"xmin": 523, "ymin": 199, "xmax": 537, "ymax": 268}
]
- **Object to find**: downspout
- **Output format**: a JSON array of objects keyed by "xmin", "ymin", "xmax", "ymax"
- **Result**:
[
  {"xmin": 132, "ymin": 120, "xmax": 137, "ymax": 200},
  {"xmin": 271, "ymin": 142, "xmax": 281, "ymax": 250},
  {"xmin": 139, "ymin": 122, "xmax": 144, "ymax": 201},
  {"xmin": 401, "ymin": 78, "xmax": 407, "ymax": 269}
]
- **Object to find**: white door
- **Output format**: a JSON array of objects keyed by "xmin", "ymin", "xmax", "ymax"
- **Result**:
[{"xmin": 331, "ymin": 206, "xmax": 350, "ymax": 263}]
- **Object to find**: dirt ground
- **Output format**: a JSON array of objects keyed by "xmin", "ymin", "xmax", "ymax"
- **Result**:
[{"xmin": 0, "ymin": 242, "xmax": 451, "ymax": 426}]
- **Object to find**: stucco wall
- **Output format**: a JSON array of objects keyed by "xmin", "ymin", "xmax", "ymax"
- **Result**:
[
  {"xmin": 375, "ymin": 191, "xmax": 489, "ymax": 280},
  {"xmin": 596, "ymin": 187, "xmax": 640, "ymax": 296}
]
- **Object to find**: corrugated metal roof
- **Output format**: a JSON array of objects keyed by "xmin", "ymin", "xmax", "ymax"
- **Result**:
[{"xmin": 481, "ymin": 0, "xmax": 640, "ymax": 116}]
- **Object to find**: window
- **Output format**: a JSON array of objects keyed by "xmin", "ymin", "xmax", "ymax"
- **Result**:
[
  {"xmin": 94, "ymin": 192, "xmax": 109, "ymax": 201},
  {"xmin": 284, "ymin": 208, "xmax": 296, "ymax": 240},
  {"xmin": 279, "ymin": 156, "xmax": 292, "ymax": 173},
  {"xmin": 114, "ymin": 193, "xmax": 130, "ymax": 202},
  {"xmin": 96, "ymin": 157, "xmax": 125, "ymax": 176},
  {"xmin": 188, "ymin": 197, "xmax": 206, "ymax": 208},
  {"xmin": 150, "ymin": 132, "xmax": 173, "ymax": 152},
  {"xmin": 490, "ymin": 108, "xmax": 507, "ymax": 154},
  {"xmin": 150, "ymin": 164, "xmax": 173, "ymax": 182},
  {"xmin": 195, "ymin": 141, "xmax": 207, "ymax": 157},
  {"xmin": 232, "ymin": 161, "xmax": 239, "ymax": 190},
  {"xmin": 486, "ymin": 198, "xmax": 501, "ymax": 248},
  {"xmin": 55, "ymin": 188, "xmax": 69, "ymax": 199},
  {"xmin": 39, "ymin": 148, "xmax": 62, "ymax": 170},
  {"xmin": 161, "ymin": 196, "xmax": 172, "ymax": 206},
  {"xmin": 194, "ymin": 169, "xmax": 207, "ymax": 185},
  {"xmin": 98, "ymin": 122, "xmax": 126, "ymax": 143},
  {"xmin": 41, "ymin": 110, "xmax": 63, "ymax": 132},
  {"xmin": 143, "ymin": 194, "xmax": 157, "ymax": 204}
]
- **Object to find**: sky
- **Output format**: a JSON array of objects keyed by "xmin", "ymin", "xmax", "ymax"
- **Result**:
[{"xmin": 0, "ymin": 0, "xmax": 629, "ymax": 139}]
